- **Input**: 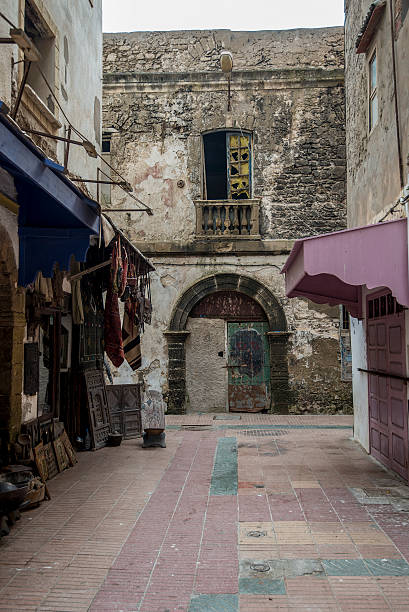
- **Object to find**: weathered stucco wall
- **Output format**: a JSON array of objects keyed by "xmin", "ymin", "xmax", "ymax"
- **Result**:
[
  {"xmin": 103, "ymin": 28, "xmax": 346, "ymax": 241},
  {"xmin": 345, "ymin": 0, "xmax": 409, "ymax": 227},
  {"xmin": 111, "ymin": 257, "xmax": 352, "ymax": 414},
  {"xmin": 103, "ymin": 27, "xmax": 351, "ymax": 413}
]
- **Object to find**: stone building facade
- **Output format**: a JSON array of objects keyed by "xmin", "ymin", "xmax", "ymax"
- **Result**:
[
  {"xmin": 345, "ymin": 0, "xmax": 409, "ymax": 229},
  {"xmin": 0, "ymin": 0, "xmax": 102, "ymax": 454},
  {"xmin": 282, "ymin": 1, "xmax": 409, "ymax": 481},
  {"xmin": 344, "ymin": 0, "xmax": 409, "ymax": 475},
  {"xmin": 102, "ymin": 27, "xmax": 352, "ymax": 414}
]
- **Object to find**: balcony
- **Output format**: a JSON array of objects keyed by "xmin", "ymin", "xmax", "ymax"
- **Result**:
[{"xmin": 194, "ymin": 200, "xmax": 260, "ymax": 238}]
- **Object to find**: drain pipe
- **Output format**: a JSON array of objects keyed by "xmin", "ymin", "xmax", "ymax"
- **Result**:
[
  {"xmin": 389, "ymin": 0, "xmax": 409, "ymax": 298},
  {"xmin": 389, "ymin": 0, "xmax": 405, "ymax": 189}
]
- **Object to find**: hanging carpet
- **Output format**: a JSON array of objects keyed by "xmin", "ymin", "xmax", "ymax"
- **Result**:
[{"xmin": 122, "ymin": 298, "xmax": 141, "ymax": 371}]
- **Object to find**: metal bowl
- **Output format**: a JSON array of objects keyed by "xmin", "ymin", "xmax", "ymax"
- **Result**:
[{"xmin": 0, "ymin": 482, "xmax": 29, "ymax": 513}]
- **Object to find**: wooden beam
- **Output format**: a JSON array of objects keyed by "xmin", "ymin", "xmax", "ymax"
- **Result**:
[
  {"xmin": 0, "ymin": 191, "xmax": 19, "ymax": 214},
  {"xmin": 69, "ymin": 258, "xmax": 111, "ymax": 281}
]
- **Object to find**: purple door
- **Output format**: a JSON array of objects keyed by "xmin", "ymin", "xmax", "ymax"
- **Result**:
[{"xmin": 367, "ymin": 292, "xmax": 408, "ymax": 481}]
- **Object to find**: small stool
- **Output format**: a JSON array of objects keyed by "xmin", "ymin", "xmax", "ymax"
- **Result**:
[{"xmin": 142, "ymin": 428, "xmax": 166, "ymax": 448}]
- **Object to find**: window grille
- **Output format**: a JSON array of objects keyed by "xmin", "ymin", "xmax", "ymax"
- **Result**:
[{"xmin": 368, "ymin": 292, "xmax": 405, "ymax": 319}]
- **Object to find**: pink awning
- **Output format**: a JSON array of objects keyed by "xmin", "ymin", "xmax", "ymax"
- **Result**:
[{"xmin": 281, "ymin": 218, "xmax": 409, "ymax": 319}]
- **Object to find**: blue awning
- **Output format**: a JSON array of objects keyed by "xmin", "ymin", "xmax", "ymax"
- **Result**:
[{"xmin": 0, "ymin": 111, "xmax": 100, "ymax": 286}]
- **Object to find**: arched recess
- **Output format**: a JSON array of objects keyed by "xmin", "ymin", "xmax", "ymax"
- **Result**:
[
  {"xmin": 165, "ymin": 273, "xmax": 290, "ymax": 414},
  {"xmin": 0, "ymin": 223, "xmax": 25, "ymax": 462}
]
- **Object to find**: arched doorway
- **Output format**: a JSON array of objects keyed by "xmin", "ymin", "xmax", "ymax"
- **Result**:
[
  {"xmin": 0, "ymin": 223, "xmax": 25, "ymax": 462},
  {"xmin": 165, "ymin": 273, "xmax": 290, "ymax": 414}
]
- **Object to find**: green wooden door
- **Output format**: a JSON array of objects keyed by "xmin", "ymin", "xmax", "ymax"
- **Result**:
[{"xmin": 227, "ymin": 322, "xmax": 270, "ymax": 412}]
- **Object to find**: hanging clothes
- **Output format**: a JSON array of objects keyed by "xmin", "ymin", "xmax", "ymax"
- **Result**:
[
  {"xmin": 70, "ymin": 261, "xmax": 84, "ymax": 325},
  {"xmin": 104, "ymin": 284, "xmax": 124, "ymax": 367},
  {"xmin": 104, "ymin": 238, "xmax": 125, "ymax": 367},
  {"xmin": 80, "ymin": 272, "xmax": 104, "ymax": 365},
  {"xmin": 112, "ymin": 237, "xmax": 128, "ymax": 298},
  {"xmin": 51, "ymin": 265, "xmax": 65, "ymax": 309},
  {"xmin": 143, "ymin": 296, "xmax": 152, "ymax": 325},
  {"xmin": 122, "ymin": 297, "xmax": 141, "ymax": 370},
  {"xmin": 34, "ymin": 271, "xmax": 53, "ymax": 303}
]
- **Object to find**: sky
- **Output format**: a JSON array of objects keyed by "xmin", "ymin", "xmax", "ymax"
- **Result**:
[{"xmin": 102, "ymin": 0, "xmax": 344, "ymax": 33}]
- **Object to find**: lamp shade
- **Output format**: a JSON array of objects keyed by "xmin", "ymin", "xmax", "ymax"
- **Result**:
[{"xmin": 220, "ymin": 50, "xmax": 233, "ymax": 73}]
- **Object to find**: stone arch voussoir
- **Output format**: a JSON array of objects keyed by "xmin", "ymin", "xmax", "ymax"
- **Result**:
[{"xmin": 168, "ymin": 273, "xmax": 287, "ymax": 332}]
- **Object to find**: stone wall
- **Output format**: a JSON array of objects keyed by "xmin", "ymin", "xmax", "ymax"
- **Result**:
[
  {"xmin": 108, "ymin": 256, "xmax": 353, "ymax": 415},
  {"xmin": 103, "ymin": 28, "xmax": 346, "ymax": 242},
  {"xmin": 345, "ymin": 0, "xmax": 409, "ymax": 227},
  {"xmin": 103, "ymin": 28, "xmax": 344, "ymax": 73},
  {"xmin": 102, "ymin": 27, "xmax": 352, "ymax": 414}
]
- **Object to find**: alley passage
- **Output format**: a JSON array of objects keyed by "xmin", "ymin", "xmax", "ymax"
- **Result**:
[{"xmin": 2, "ymin": 414, "xmax": 409, "ymax": 610}]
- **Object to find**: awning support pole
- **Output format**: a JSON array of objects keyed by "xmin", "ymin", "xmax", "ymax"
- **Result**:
[{"xmin": 64, "ymin": 125, "xmax": 72, "ymax": 171}]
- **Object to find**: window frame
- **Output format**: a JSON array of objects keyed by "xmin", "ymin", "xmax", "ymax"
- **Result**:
[
  {"xmin": 23, "ymin": 0, "xmax": 58, "ymax": 120},
  {"xmin": 226, "ymin": 131, "xmax": 252, "ymax": 200},
  {"xmin": 368, "ymin": 49, "xmax": 378, "ymax": 134},
  {"xmin": 102, "ymin": 132, "xmax": 112, "ymax": 154},
  {"xmin": 100, "ymin": 131, "xmax": 114, "ymax": 205},
  {"xmin": 202, "ymin": 128, "xmax": 253, "ymax": 200}
]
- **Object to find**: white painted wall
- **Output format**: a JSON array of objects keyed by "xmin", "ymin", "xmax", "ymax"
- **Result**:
[
  {"xmin": 351, "ymin": 315, "xmax": 369, "ymax": 451},
  {"xmin": 48, "ymin": 0, "xmax": 103, "ymax": 194},
  {"xmin": 0, "ymin": 1, "xmax": 19, "ymax": 109}
]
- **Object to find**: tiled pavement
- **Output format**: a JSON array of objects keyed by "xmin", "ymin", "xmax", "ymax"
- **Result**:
[{"xmin": 1, "ymin": 414, "xmax": 409, "ymax": 610}]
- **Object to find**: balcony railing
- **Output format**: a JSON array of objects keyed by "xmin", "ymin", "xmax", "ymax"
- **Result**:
[{"xmin": 194, "ymin": 200, "xmax": 260, "ymax": 238}]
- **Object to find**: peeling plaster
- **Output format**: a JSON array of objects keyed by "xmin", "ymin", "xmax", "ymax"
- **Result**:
[{"xmin": 160, "ymin": 274, "xmax": 177, "ymax": 288}]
